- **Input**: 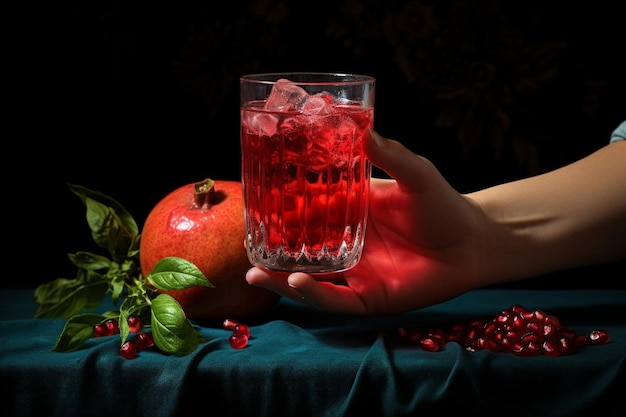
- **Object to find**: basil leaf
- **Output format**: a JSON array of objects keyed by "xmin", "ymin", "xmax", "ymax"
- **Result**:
[
  {"xmin": 147, "ymin": 257, "xmax": 214, "ymax": 290},
  {"xmin": 53, "ymin": 313, "xmax": 108, "ymax": 352},
  {"xmin": 35, "ymin": 278, "xmax": 108, "ymax": 319},
  {"xmin": 68, "ymin": 183, "xmax": 139, "ymax": 258},
  {"xmin": 68, "ymin": 251, "xmax": 112, "ymax": 271},
  {"xmin": 35, "ymin": 277, "xmax": 79, "ymax": 304},
  {"xmin": 108, "ymin": 273, "xmax": 127, "ymax": 304},
  {"xmin": 150, "ymin": 294, "xmax": 203, "ymax": 356}
]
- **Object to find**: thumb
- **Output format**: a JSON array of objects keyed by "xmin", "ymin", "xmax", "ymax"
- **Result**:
[{"xmin": 365, "ymin": 129, "xmax": 447, "ymax": 193}]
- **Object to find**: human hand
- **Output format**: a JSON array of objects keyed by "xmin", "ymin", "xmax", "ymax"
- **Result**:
[{"xmin": 246, "ymin": 130, "xmax": 485, "ymax": 315}]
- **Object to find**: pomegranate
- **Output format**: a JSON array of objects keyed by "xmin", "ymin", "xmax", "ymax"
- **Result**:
[{"xmin": 139, "ymin": 178, "xmax": 279, "ymax": 321}]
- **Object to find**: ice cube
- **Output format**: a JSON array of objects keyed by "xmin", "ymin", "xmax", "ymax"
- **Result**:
[
  {"xmin": 301, "ymin": 92, "xmax": 333, "ymax": 115},
  {"xmin": 247, "ymin": 112, "xmax": 278, "ymax": 137},
  {"xmin": 264, "ymin": 78, "xmax": 308, "ymax": 112}
]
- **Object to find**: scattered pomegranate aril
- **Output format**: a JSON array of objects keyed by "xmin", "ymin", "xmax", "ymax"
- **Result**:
[
  {"xmin": 396, "ymin": 327, "xmax": 410, "ymax": 341},
  {"xmin": 396, "ymin": 304, "xmax": 611, "ymax": 357},
  {"xmin": 93, "ymin": 323, "xmax": 108, "ymax": 337},
  {"xmin": 128, "ymin": 315, "xmax": 142, "ymax": 333},
  {"xmin": 135, "ymin": 332, "xmax": 155, "ymax": 350},
  {"xmin": 574, "ymin": 334, "xmax": 588, "ymax": 348},
  {"xmin": 588, "ymin": 329, "xmax": 610, "ymax": 345},
  {"xmin": 105, "ymin": 319, "xmax": 120, "ymax": 335},
  {"xmin": 119, "ymin": 341, "xmax": 138, "ymax": 359},
  {"xmin": 234, "ymin": 324, "xmax": 251, "ymax": 338},
  {"xmin": 229, "ymin": 333, "xmax": 249, "ymax": 349},
  {"xmin": 223, "ymin": 318, "xmax": 240, "ymax": 331}
]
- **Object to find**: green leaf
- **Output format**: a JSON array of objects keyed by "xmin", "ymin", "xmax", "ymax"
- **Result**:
[
  {"xmin": 151, "ymin": 294, "xmax": 204, "ymax": 356},
  {"xmin": 68, "ymin": 183, "xmax": 139, "ymax": 259},
  {"xmin": 34, "ymin": 277, "xmax": 109, "ymax": 319},
  {"xmin": 100, "ymin": 310, "xmax": 121, "ymax": 320},
  {"xmin": 107, "ymin": 273, "xmax": 126, "ymax": 304},
  {"xmin": 68, "ymin": 251, "xmax": 112, "ymax": 271},
  {"xmin": 35, "ymin": 277, "xmax": 79, "ymax": 304},
  {"xmin": 53, "ymin": 314, "xmax": 109, "ymax": 352},
  {"xmin": 147, "ymin": 257, "xmax": 215, "ymax": 291}
]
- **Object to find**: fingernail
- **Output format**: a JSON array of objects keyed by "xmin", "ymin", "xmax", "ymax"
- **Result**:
[{"xmin": 369, "ymin": 129, "xmax": 385, "ymax": 147}]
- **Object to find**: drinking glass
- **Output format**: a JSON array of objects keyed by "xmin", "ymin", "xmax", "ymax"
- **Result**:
[{"xmin": 240, "ymin": 72, "xmax": 375, "ymax": 273}]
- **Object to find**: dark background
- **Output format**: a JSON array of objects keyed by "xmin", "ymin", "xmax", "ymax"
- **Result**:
[{"xmin": 7, "ymin": 0, "xmax": 625, "ymax": 289}]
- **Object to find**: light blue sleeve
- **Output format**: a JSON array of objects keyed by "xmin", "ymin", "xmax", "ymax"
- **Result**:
[{"xmin": 610, "ymin": 120, "xmax": 626, "ymax": 143}]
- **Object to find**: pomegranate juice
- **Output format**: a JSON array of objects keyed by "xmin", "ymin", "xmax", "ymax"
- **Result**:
[{"xmin": 241, "ymin": 98, "xmax": 373, "ymax": 273}]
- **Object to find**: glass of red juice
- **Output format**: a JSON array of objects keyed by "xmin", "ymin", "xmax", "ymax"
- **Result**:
[{"xmin": 240, "ymin": 72, "xmax": 375, "ymax": 273}]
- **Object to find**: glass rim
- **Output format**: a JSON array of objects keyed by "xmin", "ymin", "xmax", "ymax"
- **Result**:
[{"xmin": 240, "ymin": 72, "xmax": 375, "ymax": 86}]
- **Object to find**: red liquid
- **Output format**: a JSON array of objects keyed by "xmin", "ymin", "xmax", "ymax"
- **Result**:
[{"xmin": 241, "ymin": 100, "xmax": 373, "ymax": 272}]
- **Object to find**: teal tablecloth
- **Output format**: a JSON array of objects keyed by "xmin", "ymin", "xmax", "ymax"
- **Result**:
[{"xmin": 2, "ymin": 288, "xmax": 625, "ymax": 417}]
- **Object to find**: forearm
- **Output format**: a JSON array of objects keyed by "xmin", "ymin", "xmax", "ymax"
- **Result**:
[{"xmin": 467, "ymin": 141, "xmax": 626, "ymax": 285}]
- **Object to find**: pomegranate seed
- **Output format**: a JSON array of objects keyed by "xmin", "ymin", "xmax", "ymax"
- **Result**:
[
  {"xmin": 105, "ymin": 319, "xmax": 119, "ymax": 335},
  {"xmin": 406, "ymin": 329, "xmax": 422, "ymax": 344},
  {"xmin": 450, "ymin": 323, "xmax": 466, "ymax": 332},
  {"xmin": 504, "ymin": 329, "xmax": 520, "ymax": 341},
  {"xmin": 511, "ymin": 314, "xmax": 525, "ymax": 329},
  {"xmin": 486, "ymin": 338, "xmax": 501, "ymax": 352},
  {"xmin": 510, "ymin": 304, "xmax": 528, "ymax": 313},
  {"xmin": 397, "ymin": 327, "xmax": 421, "ymax": 343},
  {"xmin": 419, "ymin": 336, "xmax": 442, "ymax": 352},
  {"xmin": 499, "ymin": 337, "xmax": 513, "ymax": 352},
  {"xmin": 533, "ymin": 309, "xmax": 547, "ymax": 321},
  {"xmin": 128, "ymin": 315, "xmax": 142, "ymax": 333},
  {"xmin": 468, "ymin": 319, "xmax": 485, "ymax": 329},
  {"xmin": 574, "ymin": 334, "xmax": 588, "ymax": 348},
  {"xmin": 542, "ymin": 323, "xmax": 557, "ymax": 338},
  {"xmin": 544, "ymin": 314, "xmax": 560, "ymax": 327},
  {"xmin": 525, "ymin": 340, "xmax": 543, "ymax": 356},
  {"xmin": 135, "ymin": 332, "xmax": 154, "ymax": 350},
  {"xmin": 472, "ymin": 337, "xmax": 488, "ymax": 350},
  {"xmin": 234, "ymin": 324, "xmax": 251, "ymax": 338},
  {"xmin": 446, "ymin": 329, "xmax": 464, "ymax": 343},
  {"xmin": 588, "ymin": 329, "xmax": 610, "ymax": 345},
  {"xmin": 526, "ymin": 321, "xmax": 540, "ymax": 332},
  {"xmin": 93, "ymin": 323, "xmax": 108, "ymax": 337},
  {"xmin": 229, "ymin": 333, "xmax": 249, "ymax": 349},
  {"xmin": 557, "ymin": 336, "xmax": 575, "ymax": 355},
  {"xmin": 396, "ymin": 327, "xmax": 410, "ymax": 342},
  {"xmin": 542, "ymin": 339, "xmax": 561, "ymax": 357},
  {"xmin": 483, "ymin": 322, "xmax": 498, "ymax": 336},
  {"xmin": 223, "ymin": 318, "xmax": 239, "ymax": 330},
  {"xmin": 466, "ymin": 327, "xmax": 481, "ymax": 341},
  {"xmin": 119, "ymin": 341, "xmax": 137, "ymax": 359},
  {"xmin": 521, "ymin": 332, "xmax": 541, "ymax": 344}
]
